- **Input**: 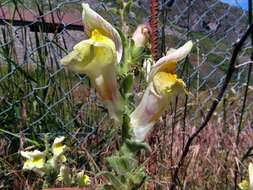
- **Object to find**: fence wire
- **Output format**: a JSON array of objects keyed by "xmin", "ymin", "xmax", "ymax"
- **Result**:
[{"xmin": 0, "ymin": 0, "xmax": 253, "ymax": 188}]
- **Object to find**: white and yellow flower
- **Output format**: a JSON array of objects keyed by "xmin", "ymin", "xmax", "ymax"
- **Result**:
[
  {"xmin": 50, "ymin": 136, "xmax": 67, "ymax": 168},
  {"xmin": 60, "ymin": 4, "xmax": 123, "ymax": 123},
  {"xmin": 77, "ymin": 171, "xmax": 91, "ymax": 187},
  {"xmin": 21, "ymin": 150, "xmax": 45, "ymax": 171},
  {"xmin": 52, "ymin": 136, "xmax": 66, "ymax": 156},
  {"xmin": 130, "ymin": 41, "xmax": 193, "ymax": 141}
]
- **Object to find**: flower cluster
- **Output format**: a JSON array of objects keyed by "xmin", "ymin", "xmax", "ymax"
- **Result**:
[
  {"xmin": 60, "ymin": 3, "xmax": 192, "ymax": 142},
  {"xmin": 20, "ymin": 137, "xmax": 90, "ymax": 188},
  {"xmin": 21, "ymin": 136, "xmax": 67, "ymax": 174}
]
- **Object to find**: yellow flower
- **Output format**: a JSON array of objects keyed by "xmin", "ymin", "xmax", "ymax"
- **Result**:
[
  {"xmin": 49, "ymin": 136, "xmax": 67, "ymax": 168},
  {"xmin": 130, "ymin": 41, "xmax": 193, "ymax": 141},
  {"xmin": 77, "ymin": 171, "xmax": 90, "ymax": 187},
  {"xmin": 21, "ymin": 150, "xmax": 45, "ymax": 171},
  {"xmin": 52, "ymin": 136, "xmax": 66, "ymax": 156},
  {"xmin": 60, "ymin": 4, "xmax": 123, "ymax": 123}
]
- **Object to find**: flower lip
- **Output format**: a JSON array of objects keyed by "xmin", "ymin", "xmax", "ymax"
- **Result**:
[
  {"xmin": 153, "ymin": 72, "xmax": 187, "ymax": 98},
  {"xmin": 21, "ymin": 150, "xmax": 45, "ymax": 170},
  {"xmin": 60, "ymin": 30, "xmax": 116, "ymax": 75},
  {"xmin": 82, "ymin": 3, "xmax": 122, "ymax": 63},
  {"xmin": 148, "ymin": 40, "xmax": 193, "ymax": 82}
]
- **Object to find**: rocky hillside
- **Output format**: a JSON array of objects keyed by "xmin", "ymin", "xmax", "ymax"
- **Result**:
[{"xmin": 134, "ymin": 0, "xmax": 248, "ymax": 42}]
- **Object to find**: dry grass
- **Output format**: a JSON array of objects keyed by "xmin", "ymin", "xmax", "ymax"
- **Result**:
[{"xmin": 142, "ymin": 113, "xmax": 253, "ymax": 189}]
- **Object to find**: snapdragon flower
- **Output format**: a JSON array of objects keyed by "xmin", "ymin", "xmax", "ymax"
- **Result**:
[
  {"xmin": 130, "ymin": 41, "xmax": 193, "ymax": 141},
  {"xmin": 20, "ymin": 150, "xmax": 45, "ymax": 172},
  {"xmin": 60, "ymin": 4, "xmax": 123, "ymax": 123}
]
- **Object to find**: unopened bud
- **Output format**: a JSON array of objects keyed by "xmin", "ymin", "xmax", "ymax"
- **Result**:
[{"xmin": 132, "ymin": 24, "xmax": 150, "ymax": 47}]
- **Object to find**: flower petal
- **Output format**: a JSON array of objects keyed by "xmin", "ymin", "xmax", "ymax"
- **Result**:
[
  {"xmin": 132, "ymin": 24, "xmax": 150, "ymax": 48},
  {"xmin": 77, "ymin": 171, "xmax": 90, "ymax": 187},
  {"xmin": 130, "ymin": 83, "xmax": 162, "ymax": 141},
  {"xmin": 131, "ymin": 72, "xmax": 186, "ymax": 141},
  {"xmin": 61, "ymin": 30, "xmax": 116, "ymax": 76},
  {"xmin": 148, "ymin": 40, "xmax": 193, "ymax": 81},
  {"xmin": 21, "ymin": 150, "xmax": 45, "ymax": 170},
  {"xmin": 60, "ymin": 40, "xmax": 93, "ymax": 74},
  {"xmin": 82, "ymin": 3, "xmax": 122, "ymax": 63},
  {"xmin": 21, "ymin": 150, "xmax": 44, "ymax": 159},
  {"xmin": 52, "ymin": 136, "xmax": 66, "ymax": 156},
  {"xmin": 153, "ymin": 72, "xmax": 186, "ymax": 96}
]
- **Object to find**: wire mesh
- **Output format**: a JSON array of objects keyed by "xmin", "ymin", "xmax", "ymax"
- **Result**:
[{"xmin": 0, "ymin": 0, "xmax": 252, "ymax": 189}]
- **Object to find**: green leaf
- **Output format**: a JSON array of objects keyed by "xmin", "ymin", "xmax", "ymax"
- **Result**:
[
  {"xmin": 116, "ymin": 0, "xmax": 124, "ymax": 8},
  {"xmin": 98, "ymin": 171, "xmax": 128, "ymax": 190},
  {"xmin": 131, "ymin": 46, "xmax": 145, "ymax": 62},
  {"xmin": 121, "ymin": 139, "xmax": 151, "ymax": 155},
  {"xmin": 128, "ymin": 167, "xmax": 147, "ymax": 189},
  {"xmin": 108, "ymin": 8, "xmax": 119, "ymax": 15},
  {"xmin": 121, "ymin": 74, "xmax": 134, "ymax": 95},
  {"xmin": 107, "ymin": 155, "xmax": 138, "ymax": 175},
  {"xmin": 123, "ymin": 0, "xmax": 133, "ymax": 18},
  {"xmin": 122, "ymin": 114, "xmax": 132, "ymax": 141}
]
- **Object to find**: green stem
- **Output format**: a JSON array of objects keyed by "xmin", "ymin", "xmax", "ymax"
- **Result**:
[{"xmin": 0, "ymin": 128, "xmax": 40, "ymax": 146}]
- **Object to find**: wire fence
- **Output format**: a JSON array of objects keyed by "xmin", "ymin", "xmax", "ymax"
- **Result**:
[{"xmin": 0, "ymin": 0, "xmax": 253, "ymax": 189}]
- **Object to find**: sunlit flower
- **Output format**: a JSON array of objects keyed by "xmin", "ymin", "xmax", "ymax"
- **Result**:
[
  {"xmin": 21, "ymin": 150, "xmax": 45, "ymax": 171},
  {"xmin": 148, "ymin": 41, "xmax": 193, "ymax": 81},
  {"xmin": 130, "ymin": 41, "xmax": 193, "ymax": 141},
  {"xmin": 131, "ymin": 24, "xmax": 150, "ymax": 65},
  {"xmin": 60, "ymin": 3, "xmax": 123, "ymax": 123},
  {"xmin": 77, "ymin": 171, "xmax": 91, "ymax": 187},
  {"xmin": 50, "ymin": 136, "xmax": 67, "ymax": 168},
  {"xmin": 52, "ymin": 136, "xmax": 66, "ymax": 156}
]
